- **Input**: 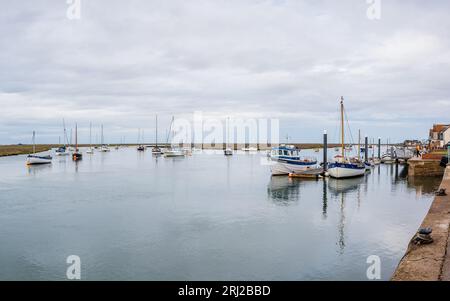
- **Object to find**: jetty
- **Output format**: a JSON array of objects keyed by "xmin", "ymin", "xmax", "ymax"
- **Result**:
[{"xmin": 392, "ymin": 165, "xmax": 450, "ymax": 281}]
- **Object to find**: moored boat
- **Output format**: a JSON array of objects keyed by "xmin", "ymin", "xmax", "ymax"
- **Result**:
[
  {"xmin": 26, "ymin": 131, "xmax": 52, "ymax": 165},
  {"xmin": 152, "ymin": 114, "xmax": 163, "ymax": 155},
  {"xmin": 164, "ymin": 148, "xmax": 185, "ymax": 157},
  {"xmin": 327, "ymin": 97, "xmax": 365, "ymax": 179},
  {"xmin": 99, "ymin": 125, "xmax": 110, "ymax": 152},
  {"xmin": 72, "ymin": 123, "xmax": 82, "ymax": 161},
  {"xmin": 269, "ymin": 145, "xmax": 317, "ymax": 176},
  {"xmin": 27, "ymin": 154, "xmax": 53, "ymax": 165},
  {"xmin": 224, "ymin": 148, "xmax": 233, "ymax": 156},
  {"xmin": 56, "ymin": 119, "xmax": 70, "ymax": 156}
]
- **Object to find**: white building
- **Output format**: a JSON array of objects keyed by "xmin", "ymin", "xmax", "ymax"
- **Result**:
[{"xmin": 443, "ymin": 127, "xmax": 450, "ymax": 146}]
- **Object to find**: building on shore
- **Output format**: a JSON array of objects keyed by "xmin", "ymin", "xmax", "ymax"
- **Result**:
[
  {"xmin": 403, "ymin": 140, "xmax": 423, "ymax": 147},
  {"xmin": 428, "ymin": 124, "xmax": 450, "ymax": 149}
]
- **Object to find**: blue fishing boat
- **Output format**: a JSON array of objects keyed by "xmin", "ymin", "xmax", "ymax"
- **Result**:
[{"xmin": 269, "ymin": 145, "xmax": 317, "ymax": 176}]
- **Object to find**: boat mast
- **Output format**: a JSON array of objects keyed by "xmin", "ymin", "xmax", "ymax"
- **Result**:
[
  {"xmin": 227, "ymin": 117, "xmax": 230, "ymax": 148},
  {"xmin": 89, "ymin": 122, "xmax": 92, "ymax": 148},
  {"xmin": 138, "ymin": 128, "xmax": 141, "ymax": 146},
  {"xmin": 63, "ymin": 119, "xmax": 67, "ymax": 148},
  {"xmin": 101, "ymin": 125, "xmax": 104, "ymax": 146},
  {"xmin": 32, "ymin": 131, "xmax": 36, "ymax": 154},
  {"xmin": 358, "ymin": 129, "xmax": 361, "ymax": 160},
  {"xmin": 340, "ymin": 97, "xmax": 345, "ymax": 159},
  {"xmin": 75, "ymin": 123, "xmax": 78, "ymax": 152},
  {"xmin": 155, "ymin": 115, "xmax": 158, "ymax": 148}
]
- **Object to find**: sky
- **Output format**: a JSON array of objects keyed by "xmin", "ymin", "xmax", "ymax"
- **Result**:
[{"xmin": 1, "ymin": 0, "xmax": 450, "ymax": 144}]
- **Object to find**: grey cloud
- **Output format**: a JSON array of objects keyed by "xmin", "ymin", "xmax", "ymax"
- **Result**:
[{"xmin": 0, "ymin": 0, "xmax": 449, "ymax": 143}]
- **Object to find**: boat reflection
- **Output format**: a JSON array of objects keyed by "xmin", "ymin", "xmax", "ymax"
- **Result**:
[
  {"xmin": 27, "ymin": 164, "xmax": 52, "ymax": 175},
  {"xmin": 328, "ymin": 177, "xmax": 365, "ymax": 195},
  {"xmin": 267, "ymin": 177, "xmax": 300, "ymax": 206}
]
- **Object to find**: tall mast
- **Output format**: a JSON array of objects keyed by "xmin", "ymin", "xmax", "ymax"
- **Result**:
[
  {"xmin": 341, "ymin": 97, "xmax": 345, "ymax": 159},
  {"xmin": 32, "ymin": 131, "xmax": 36, "ymax": 154},
  {"xmin": 101, "ymin": 125, "xmax": 104, "ymax": 146},
  {"xmin": 138, "ymin": 128, "xmax": 141, "ymax": 145},
  {"xmin": 155, "ymin": 115, "xmax": 158, "ymax": 147},
  {"xmin": 358, "ymin": 129, "xmax": 361, "ymax": 160},
  {"xmin": 89, "ymin": 122, "xmax": 92, "ymax": 148},
  {"xmin": 227, "ymin": 117, "xmax": 230, "ymax": 148},
  {"xmin": 63, "ymin": 119, "xmax": 67, "ymax": 147},
  {"xmin": 75, "ymin": 123, "xmax": 78, "ymax": 151}
]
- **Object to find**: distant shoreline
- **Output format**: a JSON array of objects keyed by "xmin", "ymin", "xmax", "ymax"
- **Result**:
[{"xmin": 0, "ymin": 143, "xmax": 400, "ymax": 158}]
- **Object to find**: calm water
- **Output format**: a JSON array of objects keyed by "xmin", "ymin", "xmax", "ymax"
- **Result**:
[{"xmin": 0, "ymin": 148, "xmax": 441, "ymax": 280}]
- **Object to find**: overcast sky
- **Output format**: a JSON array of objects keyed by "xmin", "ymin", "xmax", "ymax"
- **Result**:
[{"xmin": 1, "ymin": 0, "xmax": 449, "ymax": 144}]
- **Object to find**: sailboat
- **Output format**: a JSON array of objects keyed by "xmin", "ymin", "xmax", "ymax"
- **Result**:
[
  {"xmin": 327, "ymin": 97, "xmax": 365, "ymax": 179},
  {"xmin": 56, "ymin": 119, "xmax": 70, "ymax": 156},
  {"xmin": 164, "ymin": 116, "xmax": 185, "ymax": 158},
  {"xmin": 86, "ymin": 122, "xmax": 94, "ymax": 154},
  {"xmin": 137, "ymin": 128, "xmax": 145, "ymax": 151},
  {"xmin": 152, "ymin": 115, "xmax": 162, "ymax": 154},
  {"xmin": 72, "ymin": 123, "xmax": 82, "ymax": 161},
  {"xmin": 381, "ymin": 139, "xmax": 396, "ymax": 163},
  {"xmin": 100, "ymin": 125, "xmax": 111, "ymax": 152},
  {"xmin": 224, "ymin": 117, "xmax": 233, "ymax": 156},
  {"xmin": 26, "ymin": 131, "xmax": 53, "ymax": 165},
  {"xmin": 67, "ymin": 128, "xmax": 75, "ymax": 152}
]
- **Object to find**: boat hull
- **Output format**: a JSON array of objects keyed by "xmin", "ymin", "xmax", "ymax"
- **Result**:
[
  {"xmin": 55, "ymin": 151, "xmax": 70, "ymax": 156},
  {"xmin": 224, "ymin": 149, "xmax": 233, "ymax": 156},
  {"xmin": 271, "ymin": 160, "xmax": 317, "ymax": 176},
  {"xmin": 164, "ymin": 151, "xmax": 185, "ymax": 157},
  {"xmin": 26, "ymin": 155, "xmax": 52, "ymax": 165},
  {"xmin": 327, "ymin": 163, "xmax": 365, "ymax": 179}
]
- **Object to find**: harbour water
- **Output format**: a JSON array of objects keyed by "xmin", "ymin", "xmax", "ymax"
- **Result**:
[{"xmin": 0, "ymin": 148, "xmax": 441, "ymax": 280}]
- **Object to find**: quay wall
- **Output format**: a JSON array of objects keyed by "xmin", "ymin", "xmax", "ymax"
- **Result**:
[
  {"xmin": 392, "ymin": 166, "xmax": 450, "ymax": 281},
  {"xmin": 408, "ymin": 158, "xmax": 445, "ymax": 177}
]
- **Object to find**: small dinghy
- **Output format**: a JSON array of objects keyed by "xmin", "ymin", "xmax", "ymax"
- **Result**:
[
  {"xmin": 224, "ymin": 148, "xmax": 233, "ymax": 156},
  {"xmin": 55, "ymin": 146, "xmax": 70, "ymax": 156}
]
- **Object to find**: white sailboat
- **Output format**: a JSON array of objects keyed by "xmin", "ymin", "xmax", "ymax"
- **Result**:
[
  {"xmin": 100, "ymin": 125, "xmax": 111, "ymax": 152},
  {"xmin": 86, "ymin": 122, "xmax": 94, "ymax": 154},
  {"xmin": 224, "ymin": 117, "xmax": 233, "ymax": 156},
  {"xmin": 152, "ymin": 115, "xmax": 162, "ymax": 155},
  {"xmin": 327, "ymin": 97, "xmax": 365, "ymax": 179},
  {"xmin": 55, "ymin": 119, "xmax": 70, "ymax": 156},
  {"xmin": 26, "ymin": 131, "xmax": 53, "ymax": 165},
  {"xmin": 164, "ymin": 116, "xmax": 185, "ymax": 158}
]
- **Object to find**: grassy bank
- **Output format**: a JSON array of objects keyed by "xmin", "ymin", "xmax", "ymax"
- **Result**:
[{"xmin": 0, "ymin": 145, "xmax": 57, "ymax": 157}]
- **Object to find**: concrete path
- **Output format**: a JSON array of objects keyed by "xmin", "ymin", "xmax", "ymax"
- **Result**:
[{"xmin": 392, "ymin": 166, "xmax": 450, "ymax": 281}]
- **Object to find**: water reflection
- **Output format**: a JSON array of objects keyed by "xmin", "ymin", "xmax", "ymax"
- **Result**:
[
  {"xmin": 267, "ymin": 177, "xmax": 300, "ymax": 206},
  {"xmin": 408, "ymin": 176, "xmax": 442, "ymax": 196},
  {"xmin": 328, "ymin": 177, "xmax": 364, "ymax": 195},
  {"xmin": 26, "ymin": 164, "xmax": 52, "ymax": 176}
]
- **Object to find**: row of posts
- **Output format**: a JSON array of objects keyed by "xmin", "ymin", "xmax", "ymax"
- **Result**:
[{"xmin": 322, "ymin": 131, "xmax": 382, "ymax": 172}]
